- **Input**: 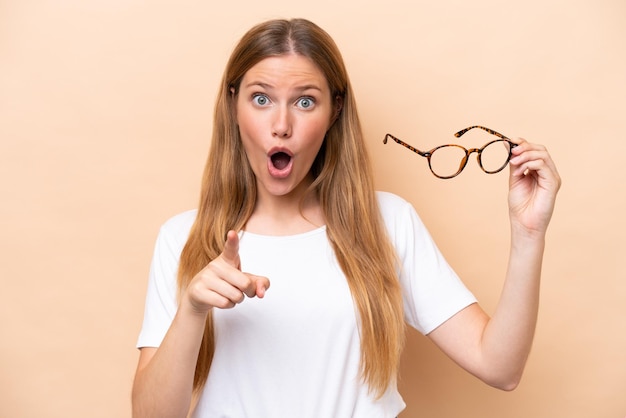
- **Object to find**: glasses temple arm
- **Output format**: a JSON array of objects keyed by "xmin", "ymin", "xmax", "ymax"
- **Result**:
[
  {"xmin": 383, "ymin": 134, "xmax": 431, "ymax": 157},
  {"xmin": 454, "ymin": 125, "xmax": 509, "ymax": 140}
]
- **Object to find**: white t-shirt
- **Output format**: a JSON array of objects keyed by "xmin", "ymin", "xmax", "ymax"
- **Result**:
[{"xmin": 137, "ymin": 191, "xmax": 476, "ymax": 417}]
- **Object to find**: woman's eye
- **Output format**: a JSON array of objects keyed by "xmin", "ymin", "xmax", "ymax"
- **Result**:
[
  {"xmin": 252, "ymin": 94, "xmax": 270, "ymax": 106},
  {"xmin": 296, "ymin": 97, "xmax": 315, "ymax": 109}
]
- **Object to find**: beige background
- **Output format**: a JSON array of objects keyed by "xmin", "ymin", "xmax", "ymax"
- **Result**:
[{"xmin": 1, "ymin": 1, "xmax": 625, "ymax": 417}]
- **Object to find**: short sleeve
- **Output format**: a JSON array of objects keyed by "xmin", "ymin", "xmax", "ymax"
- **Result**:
[
  {"xmin": 136, "ymin": 210, "xmax": 197, "ymax": 348},
  {"xmin": 377, "ymin": 192, "xmax": 477, "ymax": 335}
]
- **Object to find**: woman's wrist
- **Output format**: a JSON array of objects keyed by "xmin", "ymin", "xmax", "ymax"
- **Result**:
[{"xmin": 178, "ymin": 295, "xmax": 212, "ymax": 323}]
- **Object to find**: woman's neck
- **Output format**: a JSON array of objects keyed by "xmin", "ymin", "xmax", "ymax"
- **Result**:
[{"xmin": 245, "ymin": 187, "xmax": 324, "ymax": 236}]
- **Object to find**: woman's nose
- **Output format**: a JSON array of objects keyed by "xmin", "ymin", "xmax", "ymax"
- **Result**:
[{"xmin": 272, "ymin": 107, "xmax": 292, "ymax": 138}]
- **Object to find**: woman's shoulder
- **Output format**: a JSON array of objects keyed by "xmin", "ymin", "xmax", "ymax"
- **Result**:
[
  {"xmin": 157, "ymin": 209, "xmax": 198, "ymax": 243},
  {"xmin": 375, "ymin": 190, "xmax": 426, "ymax": 234},
  {"xmin": 375, "ymin": 190, "xmax": 413, "ymax": 213}
]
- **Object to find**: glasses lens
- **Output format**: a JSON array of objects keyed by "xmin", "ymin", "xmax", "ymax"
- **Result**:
[
  {"xmin": 429, "ymin": 145, "xmax": 467, "ymax": 178},
  {"xmin": 480, "ymin": 140, "xmax": 511, "ymax": 173}
]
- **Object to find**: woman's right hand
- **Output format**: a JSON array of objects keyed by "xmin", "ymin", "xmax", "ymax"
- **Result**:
[
  {"xmin": 133, "ymin": 230, "xmax": 268, "ymax": 418},
  {"xmin": 182, "ymin": 230, "xmax": 270, "ymax": 315}
]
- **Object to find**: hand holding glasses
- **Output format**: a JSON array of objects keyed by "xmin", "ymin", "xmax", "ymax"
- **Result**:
[{"xmin": 383, "ymin": 126, "xmax": 517, "ymax": 179}]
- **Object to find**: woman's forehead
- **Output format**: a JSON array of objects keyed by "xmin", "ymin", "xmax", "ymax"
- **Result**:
[{"xmin": 241, "ymin": 54, "xmax": 329, "ymax": 91}]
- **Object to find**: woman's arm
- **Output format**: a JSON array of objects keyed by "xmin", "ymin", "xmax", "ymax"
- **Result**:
[
  {"xmin": 132, "ymin": 307, "xmax": 208, "ymax": 418},
  {"xmin": 427, "ymin": 137, "xmax": 561, "ymax": 390},
  {"xmin": 131, "ymin": 231, "xmax": 270, "ymax": 417}
]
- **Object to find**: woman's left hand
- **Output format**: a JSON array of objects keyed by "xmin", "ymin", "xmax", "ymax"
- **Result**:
[
  {"xmin": 507, "ymin": 137, "xmax": 562, "ymax": 237},
  {"xmin": 428, "ymin": 136, "xmax": 561, "ymax": 390}
]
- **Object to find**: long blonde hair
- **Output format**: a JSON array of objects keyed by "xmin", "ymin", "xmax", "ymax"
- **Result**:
[{"xmin": 178, "ymin": 18, "xmax": 404, "ymax": 398}]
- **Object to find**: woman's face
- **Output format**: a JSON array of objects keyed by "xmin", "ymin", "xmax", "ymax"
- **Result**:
[{"xmin": 235, "ymin": 53, "xmax": 334, "ymax": 203}]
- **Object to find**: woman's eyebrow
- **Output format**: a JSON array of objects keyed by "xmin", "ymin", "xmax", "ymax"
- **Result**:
[
  {"xmin": 295, "ymin": 84, "xmax": 323, "ymax": 92},
  {"xmin": 243, "ymin": 81, "xmax": 323, "ymax": 92},
  {"xmin": 243, "ymin": 81, "xmax": 273, "ymax": 90}
]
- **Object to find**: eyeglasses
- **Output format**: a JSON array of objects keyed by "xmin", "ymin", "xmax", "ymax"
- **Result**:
[{"xmin": 383, "ymin": 125, "xmax": 517, "ymax": 179}]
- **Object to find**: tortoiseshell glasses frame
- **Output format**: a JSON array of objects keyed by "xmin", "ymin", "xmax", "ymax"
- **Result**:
[{"xmin": 383, "ymin": 125, "xmax": 517, "ymax": 179}]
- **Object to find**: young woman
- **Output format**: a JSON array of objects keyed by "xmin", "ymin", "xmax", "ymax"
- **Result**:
[{"xmin": 132, "ymin": 18, "xmax": 561, "ymax": 418}]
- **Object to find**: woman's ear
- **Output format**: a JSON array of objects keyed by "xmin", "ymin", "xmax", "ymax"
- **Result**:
[
  {"xmin": 332, "ymin": 94, "xmax": 343, "ymax": 123},
  {"xmin": 229, "ymin": 86, "xmax": 238, "ymax": 122}
]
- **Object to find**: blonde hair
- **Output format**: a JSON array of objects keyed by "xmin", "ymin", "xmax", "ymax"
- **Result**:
[{"xmin": 178, "ymin": 18, "xmax": 404, "ymax": 398}]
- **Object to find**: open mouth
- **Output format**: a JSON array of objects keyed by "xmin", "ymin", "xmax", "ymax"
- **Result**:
[
  {"xmin": 270, "ymin": 151, "xmax": 292, "ymax": 170},
  {"xmin": 267, "ymin": 150, "xmax": 294, "ymax": 179}
]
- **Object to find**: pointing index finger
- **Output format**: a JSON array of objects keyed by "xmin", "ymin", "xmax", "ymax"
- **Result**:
[{"xmin": 222, "ymin": 230, "xmax": 241, "ymax": 269}]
